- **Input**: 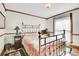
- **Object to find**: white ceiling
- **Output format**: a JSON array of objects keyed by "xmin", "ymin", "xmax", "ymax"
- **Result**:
[{"xmin": 5, "ymin": 3, "xmax": 79, "ymax": 18}]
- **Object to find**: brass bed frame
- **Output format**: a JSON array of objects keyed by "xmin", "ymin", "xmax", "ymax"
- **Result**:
[
  {"xmin": 38, "ymin": 30, "xmax": 66, "ymax": 56},
  {"xmin": 22, "ymin": 24, "xmax": 66, "ymax": 56}
]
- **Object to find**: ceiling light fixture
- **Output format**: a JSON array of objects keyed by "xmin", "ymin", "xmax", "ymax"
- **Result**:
[{"xmin": 44, "ymin": 3, "xmax": 52, "ymax": 9}]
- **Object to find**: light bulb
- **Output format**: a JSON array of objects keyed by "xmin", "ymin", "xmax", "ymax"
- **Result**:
[{"xmin": 44, "ymin": 3, "xmax": 52, "ymax": 9}]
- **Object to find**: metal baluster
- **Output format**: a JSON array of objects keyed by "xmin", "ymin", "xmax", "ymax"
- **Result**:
[
  {"xmin": 63, "ymin": 30, "xmax": 66, "ymax": 55},
  {"xmin": 38, "ymin": 32, "xmax": 41, "ymax": 56},
  {"xmin": 60, "ymin": 38, "xmax": 61, "ymax": 55},
  {"xmin": 54, "ymin": 41, "xmax": 55, "ymax": 56},
  {"xmin": 44, "ymin": 38, "xmax": 46, "ymax": 56},
  {"xmin": 60, "ymin": 38, "xmax": 62, "ymax": 55},
  {"xmin": 59, "ymin": 39, "xmax": 61, "ymax": 55},
  {"xmin": 62, "ymin": 41, "xmax": 64, "ymax": 55},
  {"xmin": 52, "ymin": 41, "xmax": 54, "ymax": 56},
  {"xmin": 57, "ymin": 40, "xmax": 59, "ymax": 56},
  {"xmin": 49, "ymin": 43, "xmax": 51, "ymax": 56},
  {"xmin": 62, "ymin": 36, "xmax": 65, "ymax": 55},
  {"xmin": 56, "ymin": 35, "xmax": 57, "ymax": 56},
  {"xmin": 61, "ymin": 38, "xmax": 63, "ymax": 55},
  {"xmin": 56, "ymin": 39, "xmax": 58, "ymax": 56}
]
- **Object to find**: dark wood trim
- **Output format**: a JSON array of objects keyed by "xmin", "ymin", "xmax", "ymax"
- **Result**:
[
  {"xmin": 2, "ymin": 3, "xmax": 79, "ymax": 20},
  {"xmin": 0, "ymin": 11, "xmax": 6, "ymax": 29},
  {"xmin": 0, "ymin": 32, "xmax": 54, "ymax": 38},
  {"xmin": 45, "ymin": 18, "xmax": 49, "ymax": 20},
  {"xmin": 38, "ymin": 32, "xmax": 41, "ymax": 55},
  {"xmin": 47, "ymin": 7, "xmax": 79, "ymax": 19},
  {"xmin": 2, "ymin": 3, "xmax": 47, "ymax": 19},
  {"xmin": 0, "ymin": 33, "xmax": 5, "ymax": 37},
  {"xmin": 72, "ymin": 34, "xmax": 79, "ymax": 36},
  {"xmin": 3, "ymin": 48, "xmax": 24, "ymax": 56},
  {"xmin": 70, "ymin": 13, "xmax": 73, "ymax": 34},
  {"xmin": 53, "ymin": 18, "xmax": 55, "ymax": 35},
  {"xmin": 0, "ymin": 32, "xmax": 34, "ymax": 37},
  {"xmin": 0, "ymin": 33, "xmax": 15, "ymax": 37},
  {"xmin": 70, "ymin": 13, "xmax": 73, "ymax": 43},
  {"xmin": 6, "ymin": 9, "xmax": 46, "ymax": 19},
  {"xmin": 0, "ymin": 11, "xmax": 5, "ymax": 18},
  {"xmin": 2, "ymin": 3, "xmax": 7, "ymax": 11}
]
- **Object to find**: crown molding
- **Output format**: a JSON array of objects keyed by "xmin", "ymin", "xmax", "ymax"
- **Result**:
[
  {"xmin": 2, "ymin": 3, "xmax": 7, "ymax": 11},
  {"xmin": 47, "ymin": 7, "xmax": 79, "ymax": 19},
  {"xmin": 6, "ymin": 9, "xmax": 47, "ymax": 19},
  {"xmin": 2, "ymin": 3, "xmax": 79, "ymax": 20},
  {"xmin": 2, "ymin": 3, "xmax": 47, "ymax": 20},
  {"xmin": 0, "ymin": 11, "xmax": 6, "ymax": 29}
]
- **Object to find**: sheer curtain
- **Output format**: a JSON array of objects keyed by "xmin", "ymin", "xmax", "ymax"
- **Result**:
[{"xmin": 55, "ymin": 16, "xmax": 71, "ymax": 43}]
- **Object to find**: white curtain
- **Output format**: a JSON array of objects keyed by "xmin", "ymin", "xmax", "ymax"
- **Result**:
[{"xmin": 55, "ymin": 16, "xmax": 71, "ymax": 43}]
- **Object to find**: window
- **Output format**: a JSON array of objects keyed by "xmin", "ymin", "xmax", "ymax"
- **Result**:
[{"xmin": 55, "ymin": 16, "xmax": 71, "ymax": 43}]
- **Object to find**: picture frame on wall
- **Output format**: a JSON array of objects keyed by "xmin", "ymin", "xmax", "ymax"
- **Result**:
[{"xmin": 0, "ymin": 11, "xmax": 6, "ymax": 29}]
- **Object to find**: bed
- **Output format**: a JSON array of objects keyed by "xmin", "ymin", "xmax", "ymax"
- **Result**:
[{"xmin": 21, "ymin": 24, "xmax": 66, "ymax": 56}]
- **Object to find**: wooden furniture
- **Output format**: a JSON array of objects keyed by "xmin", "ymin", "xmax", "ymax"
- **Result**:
[
  {"xmin": 4, "ymin": 48, "xmax": 26, "ymax": 56},
  {"xmin": 3, "ymin": 43, "xmax": 26, "ymax": 56},
  {"xmin": 70, "ymin": 44, "xmax": 79, "ymax": 56},
  {"xmin": 14, "ymin": 35, "xmax": 22, "ymax": 49},
  {"xmin": 3, "ymin": 43, "xmax": 15, "ymax": 55}
]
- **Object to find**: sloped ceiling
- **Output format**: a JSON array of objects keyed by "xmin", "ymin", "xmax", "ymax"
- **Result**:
[{"xmin": 4, "ymin": 3, "xmax": 79, "ymax": 18}]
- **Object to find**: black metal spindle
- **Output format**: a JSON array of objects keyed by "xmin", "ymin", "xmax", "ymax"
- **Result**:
[
  {"xmin": 58, "ymin": 39, "xmax": 60, "ymax": 55},
  {"xmin": 63, "ymin": 30, "xmax": 66, "ymax": 52},
  {"xmin": 37, "ymin": 30, "xmax": 66, "ymax": 56},
  {"xmin": 38, "ymin": 32, "xmax": 41, "ymax": 56},
  {"xmin": 56, "ymin": 35, "xmax": 57, "ymax": 56},
  {"xmin": 52, "ymin": 41, "xmax": 54, "ymax": 56},
  {"xmin": 44, "ymin": 38, "xmax": 46, "ymax": 56},
  {"xmin": 49, "ymin": 43, "xmax": 51, "ymax": 55},
  {"xmin": 56, "ymin": 39, "xmax": 58, "ymax": 56},
  {"xmin": 61, "ymin": 39, "xmax": 63, "ymax": 54}
]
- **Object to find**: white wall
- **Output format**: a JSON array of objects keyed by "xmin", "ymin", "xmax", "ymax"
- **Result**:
[
  {"xmin": 6, "ymin": 11, "xmax": 46, "ymax": 33},
  {"xmin": 5, "ymin": 11, "xmax": 46, "ymax": 44},
  {"xmin": 0, "ymin": 36, "xmax": 4, "ymax": 54},
  {"xmin": 0, "ymin": 3, "xmax": 6, "ymax": 55},
  {"xmin": 46, "ymin": 18, "xmax": 53, "ymax": 32},
  {"xmin": 0, "ymin": 3, "xmax": 6, "ymax": 35}
]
